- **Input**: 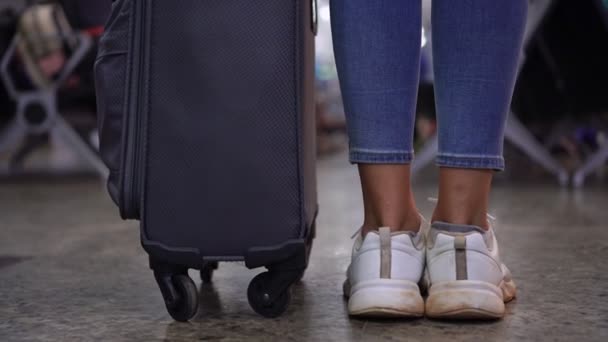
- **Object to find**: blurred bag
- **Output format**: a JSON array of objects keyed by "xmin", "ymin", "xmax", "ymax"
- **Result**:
[
  {"xmin": 16, "ymin": 3, "xmax": 76, "ymax": 88},
  {"xmin": 59, "ymin": 0, "xmax": 111, "ymax": 30}
]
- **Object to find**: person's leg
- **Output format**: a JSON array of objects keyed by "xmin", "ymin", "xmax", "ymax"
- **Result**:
[
  {"xmin": 330, "ymin": 0, "xmax": 422, "ymax": 235},
  {"xmin": 433, "ymin": 168, "xmax": 492, "ymax": 228},
  {"xmin": 431, "ymin": 0, "xmax": 527, "ymax": 227},
  {"xmin": 331, "ymin": 0, "xmax": 426, "ymax": 318},
  {"xmin": 358, "ymin": 165, "xmax": 420, "ymax": 234},
  {"xmin": 425, "ymin": 0, "xmax": 527, "ymax": 319}
]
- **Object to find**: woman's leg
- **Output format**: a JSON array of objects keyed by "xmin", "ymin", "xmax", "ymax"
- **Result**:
[
  {"xmin": 425, "ymin": 0, "xmax": 527, "ymax": 319},
  {"xmin": 330, "ymin": 0, "xmax": 422, "ymax": 235},
  {"xmin": 431, "ymin": 0, "xmax": 528, "ymax": 226},
  {"xmin": 331, "ymin": 0, "xmax": 426, "ymax": 318}
]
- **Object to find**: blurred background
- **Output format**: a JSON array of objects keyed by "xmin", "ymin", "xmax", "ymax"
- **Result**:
[
  {"xmin": 1, "ymin": 0, "xmax": 607, "ymax": 184},
  {"xmin": 1, "ymin": 0, "xmax": 607, "ymax": 341}
]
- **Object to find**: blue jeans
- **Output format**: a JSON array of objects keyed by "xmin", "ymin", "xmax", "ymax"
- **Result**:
[{"xmin": 330, "ymin": 0, "xmax": 527, "ymax": 170}]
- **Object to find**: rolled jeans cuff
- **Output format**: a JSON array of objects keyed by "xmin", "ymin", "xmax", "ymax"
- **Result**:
[
  {"xmin": 349, "ymin": 148, "xmax": 414, "ymax": 164},
  {"xmin": 436, "ymin": 153, "xmax": 505, "ymax": 171}
]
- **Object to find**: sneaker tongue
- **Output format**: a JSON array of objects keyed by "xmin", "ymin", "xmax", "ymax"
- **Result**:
[{"xmin": 431, "ymin": 221, "xmax": 486, "ymax": 234}]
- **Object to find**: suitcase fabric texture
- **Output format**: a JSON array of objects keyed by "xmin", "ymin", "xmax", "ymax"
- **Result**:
[{"xmin": 95, "ymin": 0, "xmax": 318, "ymax": 320}]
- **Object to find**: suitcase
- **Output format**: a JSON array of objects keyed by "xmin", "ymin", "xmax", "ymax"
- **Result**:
[{"xmin": 94, "ymin": 0, "xmax": 318, "ymax": 320}]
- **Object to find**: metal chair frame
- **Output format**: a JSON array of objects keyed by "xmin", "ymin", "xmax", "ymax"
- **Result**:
[{"xmin": 0, "ymin": 24, "xmax": 107, "ymax": 178}]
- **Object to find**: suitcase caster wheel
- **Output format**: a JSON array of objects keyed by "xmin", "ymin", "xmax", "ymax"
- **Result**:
[
  {"xmin": 200, "ymin": 261, "xmax": 218, "ymax": 284},
  {"xmin": 162, "ymin": 274, "xmax": 199, "ymax": 322},
  {"xmin": 247, "ymin": 272, "xmax": 291, "ymax": 318}
]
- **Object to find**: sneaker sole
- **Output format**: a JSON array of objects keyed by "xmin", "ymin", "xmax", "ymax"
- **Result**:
[
  {"xmin": 346, "ymin": 279, "xmax": 424, "ymax": 318},
  {"xmin": 425, "ymin": 280, "xmax": 515, "ymax": 320}
]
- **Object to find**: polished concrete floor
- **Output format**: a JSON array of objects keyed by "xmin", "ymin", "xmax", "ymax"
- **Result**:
[{"xmin": 1, "ymin": 153, "xmax": 607, "ymax": 341}]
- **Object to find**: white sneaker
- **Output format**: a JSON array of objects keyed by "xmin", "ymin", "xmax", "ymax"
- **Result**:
[
  {"xmin": 343, "ymin": 227, "xmax": 425, "ymax": 317},
  {"xmin": 424, "ymin": 222, "xmax": 517, "ymax": 319}
]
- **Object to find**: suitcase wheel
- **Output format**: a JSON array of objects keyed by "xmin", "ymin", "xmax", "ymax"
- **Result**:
[
  {"xmin": 154, "ymin": 272, "xmax": 199, "ymax": 322},
  {"xmin": 200, "ymin": 261, "xmax": 218, "ymax": 284},
  {"xmin": 247, "ymin": 272, "xmax": 292, "ymax": 318}
]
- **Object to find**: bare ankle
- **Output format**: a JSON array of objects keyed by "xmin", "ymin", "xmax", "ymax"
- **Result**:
[
  {"xmin": 362, "ymin": 211, "xmax": 421, "ymax": 236},
  {"xmin": 357, "ymin": 163, "xmax": 420, "ymax": 236},
  {"xmin": 434, "ymin": 168, "xmax": 493, "ymax": 230}
]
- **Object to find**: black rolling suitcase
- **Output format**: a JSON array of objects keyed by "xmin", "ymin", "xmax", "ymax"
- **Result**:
[{"xmin": 94, "ymin": 0, "xmax": 318, "ymax": 320}]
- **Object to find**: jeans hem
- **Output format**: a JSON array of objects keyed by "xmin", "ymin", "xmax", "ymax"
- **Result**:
[
  {"xmin": 436, "ymin": 154, "xmax": 505, "ymax": 171},
  {"xmin": 349, "ymin": 149, "xmax": 414, "ymax": 164}
]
